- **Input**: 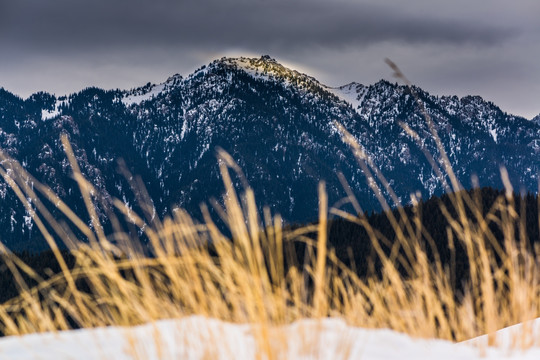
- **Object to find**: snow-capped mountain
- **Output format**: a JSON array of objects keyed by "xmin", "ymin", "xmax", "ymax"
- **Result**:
[{"xmin": 0, "ymin": 55, "xmax": 538, "ymax": 251}]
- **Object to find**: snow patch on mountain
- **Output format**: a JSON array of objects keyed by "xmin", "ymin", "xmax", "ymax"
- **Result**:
[
  {"xmin": 41, "ymin": 99, "xmax": 68, "ymax": 121},
  {"xmin": 122, "ymin": 83, "xmax": 166, "ymax": 106},
  {"xmin": 325, "ymin": 82, "xmax": 367, "ymax": 113},
  {"xmin": 122, "ymin": 74, "xmax": 183, "ymax": 106},
  {"xmin": 489, "ymin": 128, "xmax": 498, "ymax": 143}
]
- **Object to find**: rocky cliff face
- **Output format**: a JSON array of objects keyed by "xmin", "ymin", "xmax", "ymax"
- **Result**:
[{"xmin": 0, "ymin": 55, "xmax": 538, "ymax": 251}]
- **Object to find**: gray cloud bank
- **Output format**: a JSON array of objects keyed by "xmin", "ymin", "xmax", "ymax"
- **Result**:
[
  {"xmin": 0, "ymin": 0, "xmax": 539, "ymax": 119},
  {"xmin": 1, "ymin": 0, "xmax": 516, "ymax": 52}
]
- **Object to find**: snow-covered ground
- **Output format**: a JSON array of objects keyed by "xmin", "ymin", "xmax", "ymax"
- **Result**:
[{"xmin": 0, "ymin": 317, "xmax": 538, "ymax": 360}]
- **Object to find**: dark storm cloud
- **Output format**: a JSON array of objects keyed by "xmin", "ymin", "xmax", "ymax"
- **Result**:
[
  {"xmin": 1, "ymin": 0, "xmax": 538, "ymax": 119},
  {"xmin": 1, "ymin": 0, "xmax": 515, "ymax": 53}
]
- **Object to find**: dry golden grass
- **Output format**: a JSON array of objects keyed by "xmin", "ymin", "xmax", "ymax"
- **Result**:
[{"xmin": 0, "ymin": 61, "xmax": 538, "ymax": 358}]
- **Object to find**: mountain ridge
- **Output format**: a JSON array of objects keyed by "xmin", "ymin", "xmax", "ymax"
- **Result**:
[{"xmin": 0, "ymin": 55, "xmax": 538, "ymax": 251}]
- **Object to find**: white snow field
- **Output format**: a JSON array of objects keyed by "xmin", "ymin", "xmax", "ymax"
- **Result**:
[{"xmin": 0, "ymin": 316, "xmax": 538, "ymax": 360}]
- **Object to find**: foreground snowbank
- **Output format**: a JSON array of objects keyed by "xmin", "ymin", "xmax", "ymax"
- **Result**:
[{"xmin": 0, "ymin": 317, "xmax": 538, "ymax": 360}]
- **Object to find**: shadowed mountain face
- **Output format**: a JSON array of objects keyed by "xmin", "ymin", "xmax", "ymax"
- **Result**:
[
  {"xmin": 533, "ymin": 114, "xmax": 540, "ymax": 126},
  {"xmin": 0, "ymin": 55, "xmax": 538, "ymax": 251}
]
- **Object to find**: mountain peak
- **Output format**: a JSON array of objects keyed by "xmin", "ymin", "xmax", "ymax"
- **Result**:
[
  {"xmin": 532, "ymin": 113, "xmax": 540, "ymax": 125},
  {"xmin": 213, "ymin": 55, "xmax": 325, "ymax": 92},
  {"xmin": 217, "ymin": 54, "xmax": 279, "ymax": 66}
]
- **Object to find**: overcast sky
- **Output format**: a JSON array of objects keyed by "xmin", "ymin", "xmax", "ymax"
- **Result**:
[{"xmin": 1, "ymin": 0, "xmax": 539, "ymax": 118}]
